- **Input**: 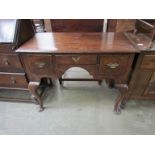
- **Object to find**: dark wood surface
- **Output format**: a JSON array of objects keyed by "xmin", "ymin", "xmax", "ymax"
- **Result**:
[
  {"xmin": 50, "ymin": 19, "xmax": 104, "ymax": 32},
  {"xmin": 140, "ymin": 54, "xmax": 155, "ymax": 69},
  {"xmin": 21, "ymin": 54, "xmax": 53, "ymax": 81},
  {"xmin": 129, "ymin": 69, "xmax": 152, "ymax": 96},
  {"xmin": 107, "ymin": 19, "xmax": 136, "ymax": 32},
  {"xmin": 144, "ymin": 71, "xmax": 155, "ymax": 97},
  {"xmin": 55, "ymin": 55, "xmax": 97, "ymax": 65},
  {"xmin": 0, "ymin": 73, "xmax": 28, "ymax": 88},
  {"xmin": 16, "ymin": 32, "xmax": 138, "ymax": 53},
  {"xmin": 99, "ymin": 55, "xmax": 131, "ymax": 77},
  {"xmin": 16, "ymin": 20, "xmax": 35, "ymax": 48},
  {"xmin": 107, "ymin": 20, "xmax": 117, "ymax": 32},
  {"xmin": 0, "ymin": 54, "xmax": 24, "ymax": 73}
]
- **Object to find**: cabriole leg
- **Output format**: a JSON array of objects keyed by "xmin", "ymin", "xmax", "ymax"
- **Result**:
[
  {"xmin": 28, "ymin": 81, "xmax": 44, "ymax": 112},
  {"xmin": 114, "ymin": 84, "xmax": 128, "ymax": 114}
]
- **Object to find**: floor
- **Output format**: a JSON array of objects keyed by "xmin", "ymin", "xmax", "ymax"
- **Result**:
[{"xmin": 0, "ymin": 68, "xmax": 155, "ymax": 135}]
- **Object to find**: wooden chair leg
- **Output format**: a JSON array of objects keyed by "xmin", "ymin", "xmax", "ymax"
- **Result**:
[{"xmin": 28, "ymin": 81, "xmax": 44, "ymax": 112}]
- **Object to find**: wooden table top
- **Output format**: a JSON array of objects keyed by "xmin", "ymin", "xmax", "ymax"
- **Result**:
[{"xmin": 16, "ymin": 32, "xmax": 139, "ymax": 53}]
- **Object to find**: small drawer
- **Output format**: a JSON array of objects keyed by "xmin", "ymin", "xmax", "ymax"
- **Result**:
[
  {"xmin": 141, "ymin": 55, "xmax": 155, "ymax": 69},
  {"xmin": 0, "ymin": 54, "xmax": 23, "ymax": 73},
  {"xmin": 0, "ymin": 73, "xmax": 28, "ymax": 88},
  {"xmin": 21, "ymin": 54, "xmax": 52, "ymax": 78},
  {"xmin": 99, "ymin": 55, "xmax": 131, "ymax": 78},
  {"xmin": 56, "ymin": 55, "xmax": 97, "ymax": 65}
]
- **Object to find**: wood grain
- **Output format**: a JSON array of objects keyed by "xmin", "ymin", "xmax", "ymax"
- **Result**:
[{"xmin": 16, "ymin": 32, "xmax": 138, "ymax": 53}]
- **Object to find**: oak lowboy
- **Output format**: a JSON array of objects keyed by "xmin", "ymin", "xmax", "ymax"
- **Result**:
[
  {"xmin": 16, "ymin": 32, "xmax": 138, "ymax": 112},
  {"xmin": 1, "ymin": 19, "xmax": 155, "ymax": 113}
]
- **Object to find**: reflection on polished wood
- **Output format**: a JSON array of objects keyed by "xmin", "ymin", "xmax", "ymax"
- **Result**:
[{"xmin": 16, "ymin": 32, "xmax": 137, "ymax": 53}]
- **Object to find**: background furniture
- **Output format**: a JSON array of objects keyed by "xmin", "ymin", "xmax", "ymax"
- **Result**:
[
  {"xmin": 0, "ymin": 19, "xmax": 34, "ymax": 102},
  {"xmin": 119, "ymin": 20, "xmax": 155, "ymax": 111},
  {"xmin": 50, "ymin": 19, "xmax": 104, "ymax": 32},
  {"xmin": 107, "ymin": 19, "xmax": 136, "ymax": 32}
]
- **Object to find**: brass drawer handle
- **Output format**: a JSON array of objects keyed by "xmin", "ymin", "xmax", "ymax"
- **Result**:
[
  {"xmin": 72, "ymin": 56, "xmax": 80, "ymax": 63},
  {"xmin": 11, "ymin": 77, "xmax": 16, "ymax": 84},
  {"xmin": 35, "ymin": 62, "xmax": 46, "ymax": 68},
  {"xmin": 106, "ymin": 63, "xmax": 119, "ymax": 69}
]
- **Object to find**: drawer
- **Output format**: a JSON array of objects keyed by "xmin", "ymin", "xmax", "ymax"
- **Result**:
[
  {"xmin": 0, "ymin": 54, "xmax": 23, "ymax": 73},
  {"xmin": 55, "ymin": 55, "xmax": 97, "ymax": 65},
  {"xmin": 141, "ymin": 55, "xmax": 155, "ymax": 69},
  {"xmin": 0, "ymin": 73, "xmax": 28, "ymax": 88},
  {"xmin": 21, "ymin": 54, "xmax": 52, "ymax": 78},
  {"xmin": 99, "ymin": 55, "xmax": 132, "ymax": 78},
  {"xmin": 0, "ymin": 44, "xmax": 13, "ymax": 53}
]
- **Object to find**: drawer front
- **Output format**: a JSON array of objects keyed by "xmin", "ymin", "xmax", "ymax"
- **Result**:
[
  {"xmin": 0, "ymin": 73, "xmax": 28, "ymax": 88},
  {"xmin": 141, "ymin": 55, "xmax": 155, "ymax": 69},
  {"xmin": 144, "ymin": 71, "xmax": 155, "ymax": 97},
  {"xmin": 21, "ymin": 54, "xmax": 52, "ymax": 78},
  {"xmin": 0, "ymin": 44, "xmax": 13, "ymax": 53},
  {"xmin": 56, "ymin": 55, "xmax": 97, "ymax": 65},
  {"xmin": 99, "ymin": 55, "xmax": 132, "ymax": 78},
  {"xmin": 0, "ymin": 54, "xmax": 23, "ymax": 73}
]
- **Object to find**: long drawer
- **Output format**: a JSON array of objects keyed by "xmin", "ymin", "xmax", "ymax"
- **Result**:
[
  {"xmin": 0, "ymin": 54, "xmax": 24, "ymax": 73},
  {"xmin": 0, "ymin": 73, "xmax": 28, "ymax": 88},
  {"xmin": 55, "ymin": 55, "xmax": 97, "ymax": 65}
]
